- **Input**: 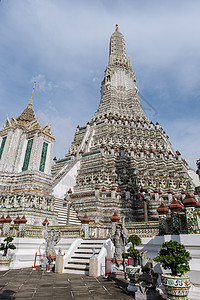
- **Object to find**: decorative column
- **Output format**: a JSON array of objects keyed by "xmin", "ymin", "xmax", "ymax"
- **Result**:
[
  {"xmin": 42, "ymin": 218, "xmax": 49, "ymax": 256},
  {"xmin": 111, "ymin": 210, "xmax": 120, "ymax": 236},
  {"xmin": 183, "ymin": 193, "xmax": 197, "ymax": 234},
  {"xmin": 42, "ymin": 218, "xmax": 49, "ymax": 226},
  {"xmin": 3, "ymin": 214, "xmax": 12, "ymax": 236},
  {"xmin": 81, "ymin": 213, "xmax": 90, "ymax": 239},
  {"xmin": 157, "ymin": 202, "xmax": 169, "ymax": 235},
  {"xmin": 0, "ymin": 214, "xmax": 5, "ymax": 236},
  {"xmin": 65, "ymin": 189, "xmax": 72, "ymax": 223},
  {"xmin": 14, "ymin": 215, "xmax": 21, "ymax": 237},
  {"xmin": 19, "ymin": 215, "xmax": 27, "ymax": 237},
  {"xmin": 169, "ymin": 198, "xmax": 183, "ymax": 235}
]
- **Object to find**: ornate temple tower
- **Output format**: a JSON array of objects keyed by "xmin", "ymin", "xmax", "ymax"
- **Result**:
[
  {"xmin": 52, "ymin": 26, "xmax": 196, "ymax": 224},
  {"xmin": 0, "ymin": 82, "xmax": 56, "ymax": 225}
]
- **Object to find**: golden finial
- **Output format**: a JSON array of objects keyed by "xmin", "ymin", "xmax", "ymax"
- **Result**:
[
  {"xmin": 28, "ymin": 80, "xmax": 36, "ymax": 109},
  {"xmin": 115, "ymin": 24, "xmax": 118, "ymax": 32}
]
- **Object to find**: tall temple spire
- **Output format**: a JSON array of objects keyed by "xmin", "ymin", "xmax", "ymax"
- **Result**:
[
  {"xmin": 16, "ymin": 81, "xmax": 37, "ymax": 125},
  {"xmin": 27, "ymin": 80, "xmax": 36, "ymax": 110},
  {"xmin": 95, "ymin": 25, "xmax": 147, "ymax": 120},
  {"xmin": 109, "ymin": 25, "xmax": 127, "ymax": 66}
]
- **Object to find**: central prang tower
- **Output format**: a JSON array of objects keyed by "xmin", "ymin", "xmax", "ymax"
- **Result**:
[
  {"xmin": 52, "ymin": 25, "xmax": 195, "ymax": 224},
  {"xmin": 95, "ymin": 24, "xmax": 146, "ymax": 120}
]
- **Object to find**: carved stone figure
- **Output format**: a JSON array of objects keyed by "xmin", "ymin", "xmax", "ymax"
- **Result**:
[
  {"xmin": 112, "ymin": 225, "xmax": 124, "ymax": 268},
  {"xmin": 46, "ymin": 229, "xmax": 61, "ymax": 257},
  {"xmin": 13, "ymin": 195, "xmax": 19, "ymax": 208}
]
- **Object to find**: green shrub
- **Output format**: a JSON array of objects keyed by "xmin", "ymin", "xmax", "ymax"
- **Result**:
[
  {"xmin": 128, "ymin": 234, "xmax": 141, "ymax": 248},
  {"xmin": 0, "ymin": 236, "xmax": 16, "ymax": 256},
  {"xmin": 154, "ymin": 240, "xmax": 190, "ymax": 276},
  {"xmin": 122, "ymin": 234, "xmax": 141, "ymax": 265}
]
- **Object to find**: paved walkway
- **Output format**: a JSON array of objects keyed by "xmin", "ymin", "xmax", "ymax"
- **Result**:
[{"xmin": 0, "ymin": 268, "xmax": 133, "ymax": 300}]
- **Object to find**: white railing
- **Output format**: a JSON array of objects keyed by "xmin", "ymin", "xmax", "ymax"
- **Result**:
[
  {"xmin": 97, "ymin": 238, "xmax": 114, "ymax": 276},
  {"xmin": 63, "ymin": 238, "xmax": 83, "ymax": 271}
]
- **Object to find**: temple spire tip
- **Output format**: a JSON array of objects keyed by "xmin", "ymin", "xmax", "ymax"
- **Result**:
[
  {"xmin": 28, "ymin": 80, "xmax": 36, "ymax": 110},
  {"xmin": 115, "ymin": 24, "xmax": 118, "ymax": 32}
]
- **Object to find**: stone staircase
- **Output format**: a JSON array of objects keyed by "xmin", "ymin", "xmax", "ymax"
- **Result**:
[
  {"xmin": 54, "ymin": 198, "xmax": 81, "ymax": 226},
  {"xmin": 51, "ymin": 160, "xmax": 70, "ymax": 177},
  {"xmin": 52, "ymin": 159, "xmax": 78, "ymax": 187},
  {"xmin": 64, "ymin": 239, "xmax": 105, "ymax": 275}
]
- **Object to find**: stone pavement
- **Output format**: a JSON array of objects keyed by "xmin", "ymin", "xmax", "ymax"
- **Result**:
[{"xmin": 0, "ymin": 268, "xmax": 134, "ymax": 300}]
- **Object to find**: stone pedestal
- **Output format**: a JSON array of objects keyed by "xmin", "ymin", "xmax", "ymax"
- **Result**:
[
  {"xmin": 55, "ymin": 255, "xmax": 63, "ymax": 274},
  {"xmin": 89, "ymin": 257, "xmax": 98, "ymax": 277}
]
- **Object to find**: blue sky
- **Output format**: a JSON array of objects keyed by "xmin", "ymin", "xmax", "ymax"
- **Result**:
[{"xmin": 0, "ymin": 0, "xmax": 199, "ymax": 169}]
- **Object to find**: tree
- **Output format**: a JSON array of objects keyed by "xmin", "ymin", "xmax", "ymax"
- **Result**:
[
  {"xmin": 0, "ymin": 236, "xmax": 16, "ymax": 256},
  {"xmin": 122, "ymin": 234, "xmax": 141, "ymax": 266},
  {"xmin": 154, "ymin": 240, "xmax": 190, "ymax": 276}
]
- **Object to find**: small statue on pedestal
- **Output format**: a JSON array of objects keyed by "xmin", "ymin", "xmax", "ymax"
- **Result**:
[{"xmin": 112, "ymin": 224, "xmax": 127, "ymax": 270}]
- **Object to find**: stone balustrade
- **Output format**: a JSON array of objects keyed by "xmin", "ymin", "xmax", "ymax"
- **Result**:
[{"xmin": 0, "ymin": 221, "xmax": 159, "ymax": 239}]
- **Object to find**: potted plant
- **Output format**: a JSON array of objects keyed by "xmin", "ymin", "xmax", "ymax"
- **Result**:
[
  {"xmin": 154, "ymin": 240, "xmax": 191, "ymax": 300},
  {"xmin": 122, "ymin": 234, "xmax": 142, "ymax": 293},
  {"xmin": 122, "ymin": 234, "xmax": 141, "ymax": 266},
  {"xmin": 0, "ymin": 236, "xmax": 16, "ymax": 271}
]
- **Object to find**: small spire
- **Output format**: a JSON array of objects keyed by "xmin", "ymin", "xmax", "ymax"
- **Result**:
[
  {"xmin": 115, "ymin": 24, "xmax": 118, "ymax": 32},
  {"xmin": 28, "ymin": 80, "xmax": 36, "ymax": 110}
]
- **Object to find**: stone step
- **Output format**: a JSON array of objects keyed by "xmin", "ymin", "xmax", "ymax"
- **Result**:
[
  {"xmin": 81, "ymin": 242, "xmax": 104, "ymax": 244},
  {"xmin": 68, "ymin": 260, "xmax": 89, "ymax": 265},
  {"xmin": 69, "ymin": 216, "xmax": 80, "ymax": 220},
  {"xmin": 56, "ymin": 221, "xmax": 67, "ymax": 225},
  {"xmin": 70, "ymin": 214, "xmax": 79, "ymax": 218},
  {"xmin": 64, "ymin": 264, "xmax": 89, "ymax": 271},
  {"xmin": 70, "ymin": 255, "xmax": 91, "ymax": 263},
  {"xmin": 63, "ymin": 268, "xmax": 89, "ymax": 275},
  {"xmin": 71, "ymin": 253, "xmax": 95, "ymax": 259},
  {"xmin": 74, "ymin": 251, "xmax": 100, "ymax": 255},
  {"xmin": 81, "ymin": 240, "xmax": 105, "ymax": 244},
  {"xmin": 56, "ymin": 212, "xmax": 68, "ymax": 216},
  {"xmin": 78, "ymin": 246, "xmax": 102, "ymax": 250}
]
